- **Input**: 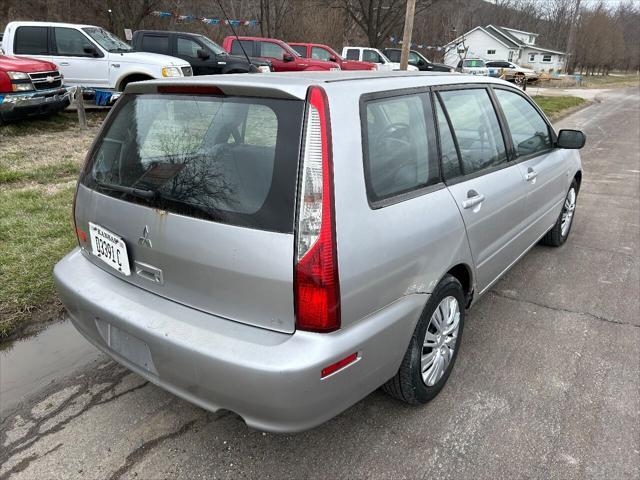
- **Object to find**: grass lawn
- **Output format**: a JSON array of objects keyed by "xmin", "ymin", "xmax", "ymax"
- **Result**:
[
  {"xmin": 531, "ymin": 95, "xmax": 587, "ymax": 119},
  {"xmin": 0, "ymin": 111, "xmax": 106, "ymax": 339}
]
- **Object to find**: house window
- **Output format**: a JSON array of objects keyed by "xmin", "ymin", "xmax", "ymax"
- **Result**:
[
  {"xmin": 542, "ymin": 54, "xmax": 552, "ymax": 62},
  {"xmin": 529, "ymin": 53, "xmax": 536, "ymax": 62},
  {"xmin": 508, "ymin": 51, "xmax": 514, "ymax": 61},
  {"xmin": 487, "ymin": 49, "xmax": 496, "ymax": 55}
]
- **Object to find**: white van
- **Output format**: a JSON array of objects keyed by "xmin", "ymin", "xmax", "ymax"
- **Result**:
[{"xmin": 2, "ymin": 22, "xmax": 192, "ymax": 91}]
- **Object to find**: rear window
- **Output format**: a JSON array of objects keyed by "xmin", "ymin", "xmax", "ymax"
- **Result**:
[
  {"xmin": 463, "ymin": 59, "xmax": 485, "ymax": 68},
  {"xmin": 82, "ymin": 94, "xmax": 304, "ymax": 233},
  {"xmin": 15, "ymin": 26, "xmax": 49, "ymax": 55},
  {"xmin": 140, "ymin": 35, "xmax": 169, "ymax": 54}
]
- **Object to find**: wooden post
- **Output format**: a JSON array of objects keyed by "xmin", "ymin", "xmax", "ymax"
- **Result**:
[
  {"xmin": 75, "ymin": 86, "xmax": 87, "ymax": 129},
  {"xmin": 399, "ymin": 0, "xmax": 417, "ymax": 71}
]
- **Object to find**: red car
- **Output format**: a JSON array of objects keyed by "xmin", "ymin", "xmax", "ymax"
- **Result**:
[
  {"xmin": 222, "ymin": 36, "xmax": 339, "ymax": 72},
  {"xmin": 0, "ymin": 55, "xmax": 69, "ymax": 123},
  {"xmin": 288, "ymin": 42, "xmax": 376, "ymax": 71}
]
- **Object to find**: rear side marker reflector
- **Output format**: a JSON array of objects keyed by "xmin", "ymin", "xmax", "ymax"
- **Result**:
[
  {"xmin": 157, "ymin": 85, "xmax": 225, "ymax": 95},
  {"xmin": 321, "ymin": 353, "xmax": 359, "ymax": 378}
]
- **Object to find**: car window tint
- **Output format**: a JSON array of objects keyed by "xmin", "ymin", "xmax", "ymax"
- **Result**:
[
  {"xmin": 311, "ymin": 46, "xmax": 332, "ymax": 61},
  {"xmin": 177, "ymin": 37, "xmax": 202, "ymax": 58},
  {"xmin": 385, "ymin": 50, "xmax": 400, "ymax": 62},
  {"xmin": 345, "ymin": 49, "xmax": 359, "ymax": 60},
  {"xmin": 259, "ymin": 41, "xmax": 285, "ymax": 60},
  {"xmin": 231, "ymin": 40, "xmax": 253, "ymax": 56},
  {"xmin": 54, "ymin": 27, "xmax": 93, "ymax": 56},
  {"xmin": 363, "ymin": 93, "xmax": 439, "ymax": 202},
  {"xmin": 435, "ymin": 99, "xmax": 462, "ymax": 180},
  {"xmin": 141, "ymin": 35, "xmax": 168, "ymax": 54},
  {"xmin": 495, "ymin": 89, "xmax": 551, "ymax": 156},
  {"xmin": 290, "ymin": 45, "xmax": 306, "ymax": 57},
  {"xmin": 438, "ymin": 89, "xmax": 507, "ymax": 175},
  {"xmin": 15, "ymin": 26, "xmax": 49, "ymax": 55},
  {"xmin": 363, "ymin": 49, "xmax": 381, "ymax": 63}
]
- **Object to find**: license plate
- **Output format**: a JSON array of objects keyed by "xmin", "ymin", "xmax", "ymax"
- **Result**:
[{"xmin": 88, "ymin": 222, "xmax": 131, "ymax": 276}]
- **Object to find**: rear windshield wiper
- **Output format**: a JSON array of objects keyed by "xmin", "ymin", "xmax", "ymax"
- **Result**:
[{"xmin": 95, "ymin": 181, "xmax": 157, "ymax": 200}]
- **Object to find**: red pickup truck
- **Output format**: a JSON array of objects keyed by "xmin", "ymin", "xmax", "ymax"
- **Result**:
[
  {"xmin": 288, "ymin": 42, "xmax": 376, "ymax": 71},
  {"xmin": 0, "ymin": 55, "xmax": 69, "ymax": 123},
  {"xmin": 222, "ymin": 36, "xmax": 339, "ymax": 72}
]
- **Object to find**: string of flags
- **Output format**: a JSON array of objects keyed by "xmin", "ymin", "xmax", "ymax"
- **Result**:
[
  {"xmin": 389, "ymin": 36, "xmax": 443, "ymax": 52},
  {"xmin": 152, "ymin": 11, "xmax": 259, "ymax": 27}
]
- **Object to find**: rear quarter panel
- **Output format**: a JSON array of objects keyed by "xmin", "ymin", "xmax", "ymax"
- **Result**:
[{"xmin": 325, "ymin": 83, "xmax": 474, "ymax": 328}]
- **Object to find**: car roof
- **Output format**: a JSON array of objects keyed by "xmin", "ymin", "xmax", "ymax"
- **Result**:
[
  {"xmin": 126, "ymin": 70, "xmax": 513, "ymax": 100},
  {"xmin": 6, "ymin": 21, "xmax": 98, "ymax": 29}
]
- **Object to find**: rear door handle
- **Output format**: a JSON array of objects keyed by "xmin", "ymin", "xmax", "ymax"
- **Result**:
[
  {"xmin": 525, "ymin": 168, "xmax": 538, "ymax": 181},
  {"xmin": 462, "ymin": 190, "xmax": 485, "ymax": 209}
]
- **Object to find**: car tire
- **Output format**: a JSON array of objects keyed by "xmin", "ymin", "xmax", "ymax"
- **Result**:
[
  {"xmin": 540, "ymin": 179, "xmax": 578, "ymax": 247},
  {"xmin": 382, "ymin": 274, "xmax": 465, "ymax": 404}
]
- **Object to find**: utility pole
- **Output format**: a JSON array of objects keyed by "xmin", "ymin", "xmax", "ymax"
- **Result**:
[
  {"xmin": 399, "ymin": 0, "xmax": 417, "ymax": 70},
  {"xmin": 564, "ymin": 0, "xmax": 581, "ymax": 74}
]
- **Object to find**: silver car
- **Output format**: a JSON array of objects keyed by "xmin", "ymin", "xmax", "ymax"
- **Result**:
[{"xmin": 54, "ymin": 71, "xmax": 585, "ymax": 432}]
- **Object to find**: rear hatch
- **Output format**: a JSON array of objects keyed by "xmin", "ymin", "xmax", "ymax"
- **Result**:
[{"xmin": 75, "ymin": 90, "xmax": 305, "ymax": 333}]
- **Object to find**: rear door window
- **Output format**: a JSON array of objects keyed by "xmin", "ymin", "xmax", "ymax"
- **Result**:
[
  {"xmin": 14, "ymin": 26, "xmax": 49, "ymax": 55},
  {"xmin": 230, "ymin": 40, "xmax": 253, "ymax": 56},
  {"xmin": 141, "ymin": 34, "xmax": 169, "ymax": 54},
  {"xmin": 82, "ymin": 94, "xmax": 305, "ymax": 233},
  {"xmin": 362, "ymin": 92, "xmax": 439, "ymax": 203},
  {"xmin": 435, "ymin": 99, "xmax": 462, "ymax": 179},
  {"xmin": 494, "ymin": 89, "xmax": 551, "ymax": 157},
  {"xmin": 438, "ymin": 89, "xmax": 507, "ymax": 176}
]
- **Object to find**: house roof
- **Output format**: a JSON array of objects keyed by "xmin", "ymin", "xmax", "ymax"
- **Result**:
[
  {"xmin": 443, "ymin": 26, "xmax": 516, "ymax": 50},
  {"xmin": 486, "ymin": 25, "xmax": 524, "ymax": 48},
  {"xmin": 502, "ymin": 27, "xmax": 539, "ymax": 38},
  {"xmin": 524, "ymin": 45, "xmax": 566, "ymax": 55}
]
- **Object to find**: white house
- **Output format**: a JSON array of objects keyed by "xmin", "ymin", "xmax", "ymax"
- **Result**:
[{"xmin": 443, "ymin": 25, "xmax": 566, "ymax": 72}]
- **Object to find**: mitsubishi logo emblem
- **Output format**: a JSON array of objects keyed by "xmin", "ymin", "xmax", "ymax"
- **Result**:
[{"xmin": 138, "ymin": 225, "xmax": 152, "ymax": 248}]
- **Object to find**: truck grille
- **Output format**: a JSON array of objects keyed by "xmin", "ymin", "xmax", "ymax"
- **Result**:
[
  {"xmin": 28, "ymin": 70, "xmax": 63, "ymax": 90},
  {"xmin": 181, "ymin": 66, "xmax": 193, "ymax": 77}
]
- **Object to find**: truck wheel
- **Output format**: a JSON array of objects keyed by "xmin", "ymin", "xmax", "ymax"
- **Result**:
[
  {"xmin": 118, "ymin": 74, "xmax": 153, "ymax": 91},
  {"xmin": 382, "ymin": 274, "xmax": 465, "ymax": 404}
]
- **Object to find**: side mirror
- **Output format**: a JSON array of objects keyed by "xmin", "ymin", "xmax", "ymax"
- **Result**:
[
  {"xmin": 557, "ymin": 129, "xmax": 586, "ymax": 149},
  {"xmin": 83, "ymin": 45, "xmax": 99, "ymax": 57},
  {"xmin": 197, "ymin": 49, "xmax": 210, "ymax": 60},
  {"xmin": 283, "ymin": 54, "xmax": 294, "ymax": 62},
  {"xmin": 329, "ymin": 56, "xmax": 337, "ymax": 62}
]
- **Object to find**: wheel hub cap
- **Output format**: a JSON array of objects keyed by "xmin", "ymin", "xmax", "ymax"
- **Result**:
[
  {"xmin": 421, "ymin": 296, "xmax": 460, "ymax": 386},
  {"xmin": 561, "ymin": 188, "xmax": 576, "ymax": 236}
]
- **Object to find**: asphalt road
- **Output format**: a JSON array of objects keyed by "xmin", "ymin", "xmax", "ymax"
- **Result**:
[{"xmin": 1, "ymin": 87, "xmax": 639, "ymax": 480}]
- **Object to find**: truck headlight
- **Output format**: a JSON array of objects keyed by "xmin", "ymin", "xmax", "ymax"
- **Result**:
[
  {"xmin": 12, "ymin": 83, "xmax": 35, "ymax": 92},
  {"xmin": 7, "ymin": 71, "xmax": 30, "ymax": 80},
  {"xmin": 161, "ymin": 67, "xmax": 182, "ymax": 78},
  {"xmin": 257, "ymin": 65, "xmax": 271, "ymax": 73}
]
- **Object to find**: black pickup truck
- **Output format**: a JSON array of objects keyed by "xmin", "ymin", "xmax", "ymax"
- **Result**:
[
  {"xmin": 382, "ymin": 48, "xmax": 452, "ymax": 72},
  {"xmin": 132, "ymin": 30, "xmax": 272, "ymax": 75}
]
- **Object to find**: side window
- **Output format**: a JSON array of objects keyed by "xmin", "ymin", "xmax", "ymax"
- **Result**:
[
  {"xmin": 290, "ymin": 45, "xmax": 307, "ymax": 57},
  {"xmin": 259, "ymin": 41, "xmax": 285, "ymax": 60},
  {"xmin": 345, "ymin": 49, "xmax": 359, "ymax": 61},
  {"xmin": 311, "ymin": 46, "xmax": 332, "ymax": 61},
  {"xmin": 14, "ymin": 26, "xmax": 49, "ymax": 55},
  {"xmin": 385, "ymin": 50, "xmax": 400, "ymax": 62},
  {"xmin": 54, "ymin": 28, "xmax": 94, "ymax": 56},
  {"xmin": 494, "ymin": 89, "xmax": 551, "ymax": 156},
  {"xmin": 177, "ymin": 37, "xmax": 202, "ymax": 58},
  {"xmin": 231, "ymin": 40, "xmax": 253, "ymax": 56},
  {"xmin": 435, "ymin": 99, "xmax": 462, "ymax": 179},
  {"xmin": 408, "ymin": 51, "xmax": 420, "ymax": 65},
  {"xmin": 140, "ymin": 35, "xmax": 168, "ymax": 54},
  {"xmin": 438, "ymin": 89, "xmax": 507, "ymax": 176},
  {"xmin": 363, "ymin": 49, "xmax": 382, "ymax": 63},
  {"xmin": 363, "ymin": 93, "xmax": 439, "ymax": 203}
]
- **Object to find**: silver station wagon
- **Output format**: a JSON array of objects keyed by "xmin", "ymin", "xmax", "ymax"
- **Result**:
[{"xmin": 54, "ymin": 71, "xmax": 585, "ymax": 432}]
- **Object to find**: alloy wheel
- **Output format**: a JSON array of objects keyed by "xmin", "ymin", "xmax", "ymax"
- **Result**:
[{"xmin": 421, "ymin": 296, "xmax": 460, "ymax": 386}]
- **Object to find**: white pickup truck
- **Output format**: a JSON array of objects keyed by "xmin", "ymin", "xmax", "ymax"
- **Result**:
[
  {"xmin": 341, "ymin": 46, "xmax": 419, "ymax": 72},
  {"xmin": 2, "ymin": 21, "xmax": 193, "ymax": 91}
]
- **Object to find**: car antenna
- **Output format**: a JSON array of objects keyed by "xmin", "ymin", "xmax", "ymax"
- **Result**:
[{"xmin": 216, "ymin": 0, "xmax": 257, "ymax": 72}]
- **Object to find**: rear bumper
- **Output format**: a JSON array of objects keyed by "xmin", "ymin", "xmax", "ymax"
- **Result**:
[
  {"xmin": 54, "ymin": 249, "xmax": 426, "ymax": 432},
  {"xmin": 0, "ymin": 87, "xmax": 70, "ymax": 121}
]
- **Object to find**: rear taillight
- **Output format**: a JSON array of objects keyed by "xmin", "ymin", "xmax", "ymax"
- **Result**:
[{"xmin": 294, "ymin": 86, "xmax": 340, "ymax": 333}]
